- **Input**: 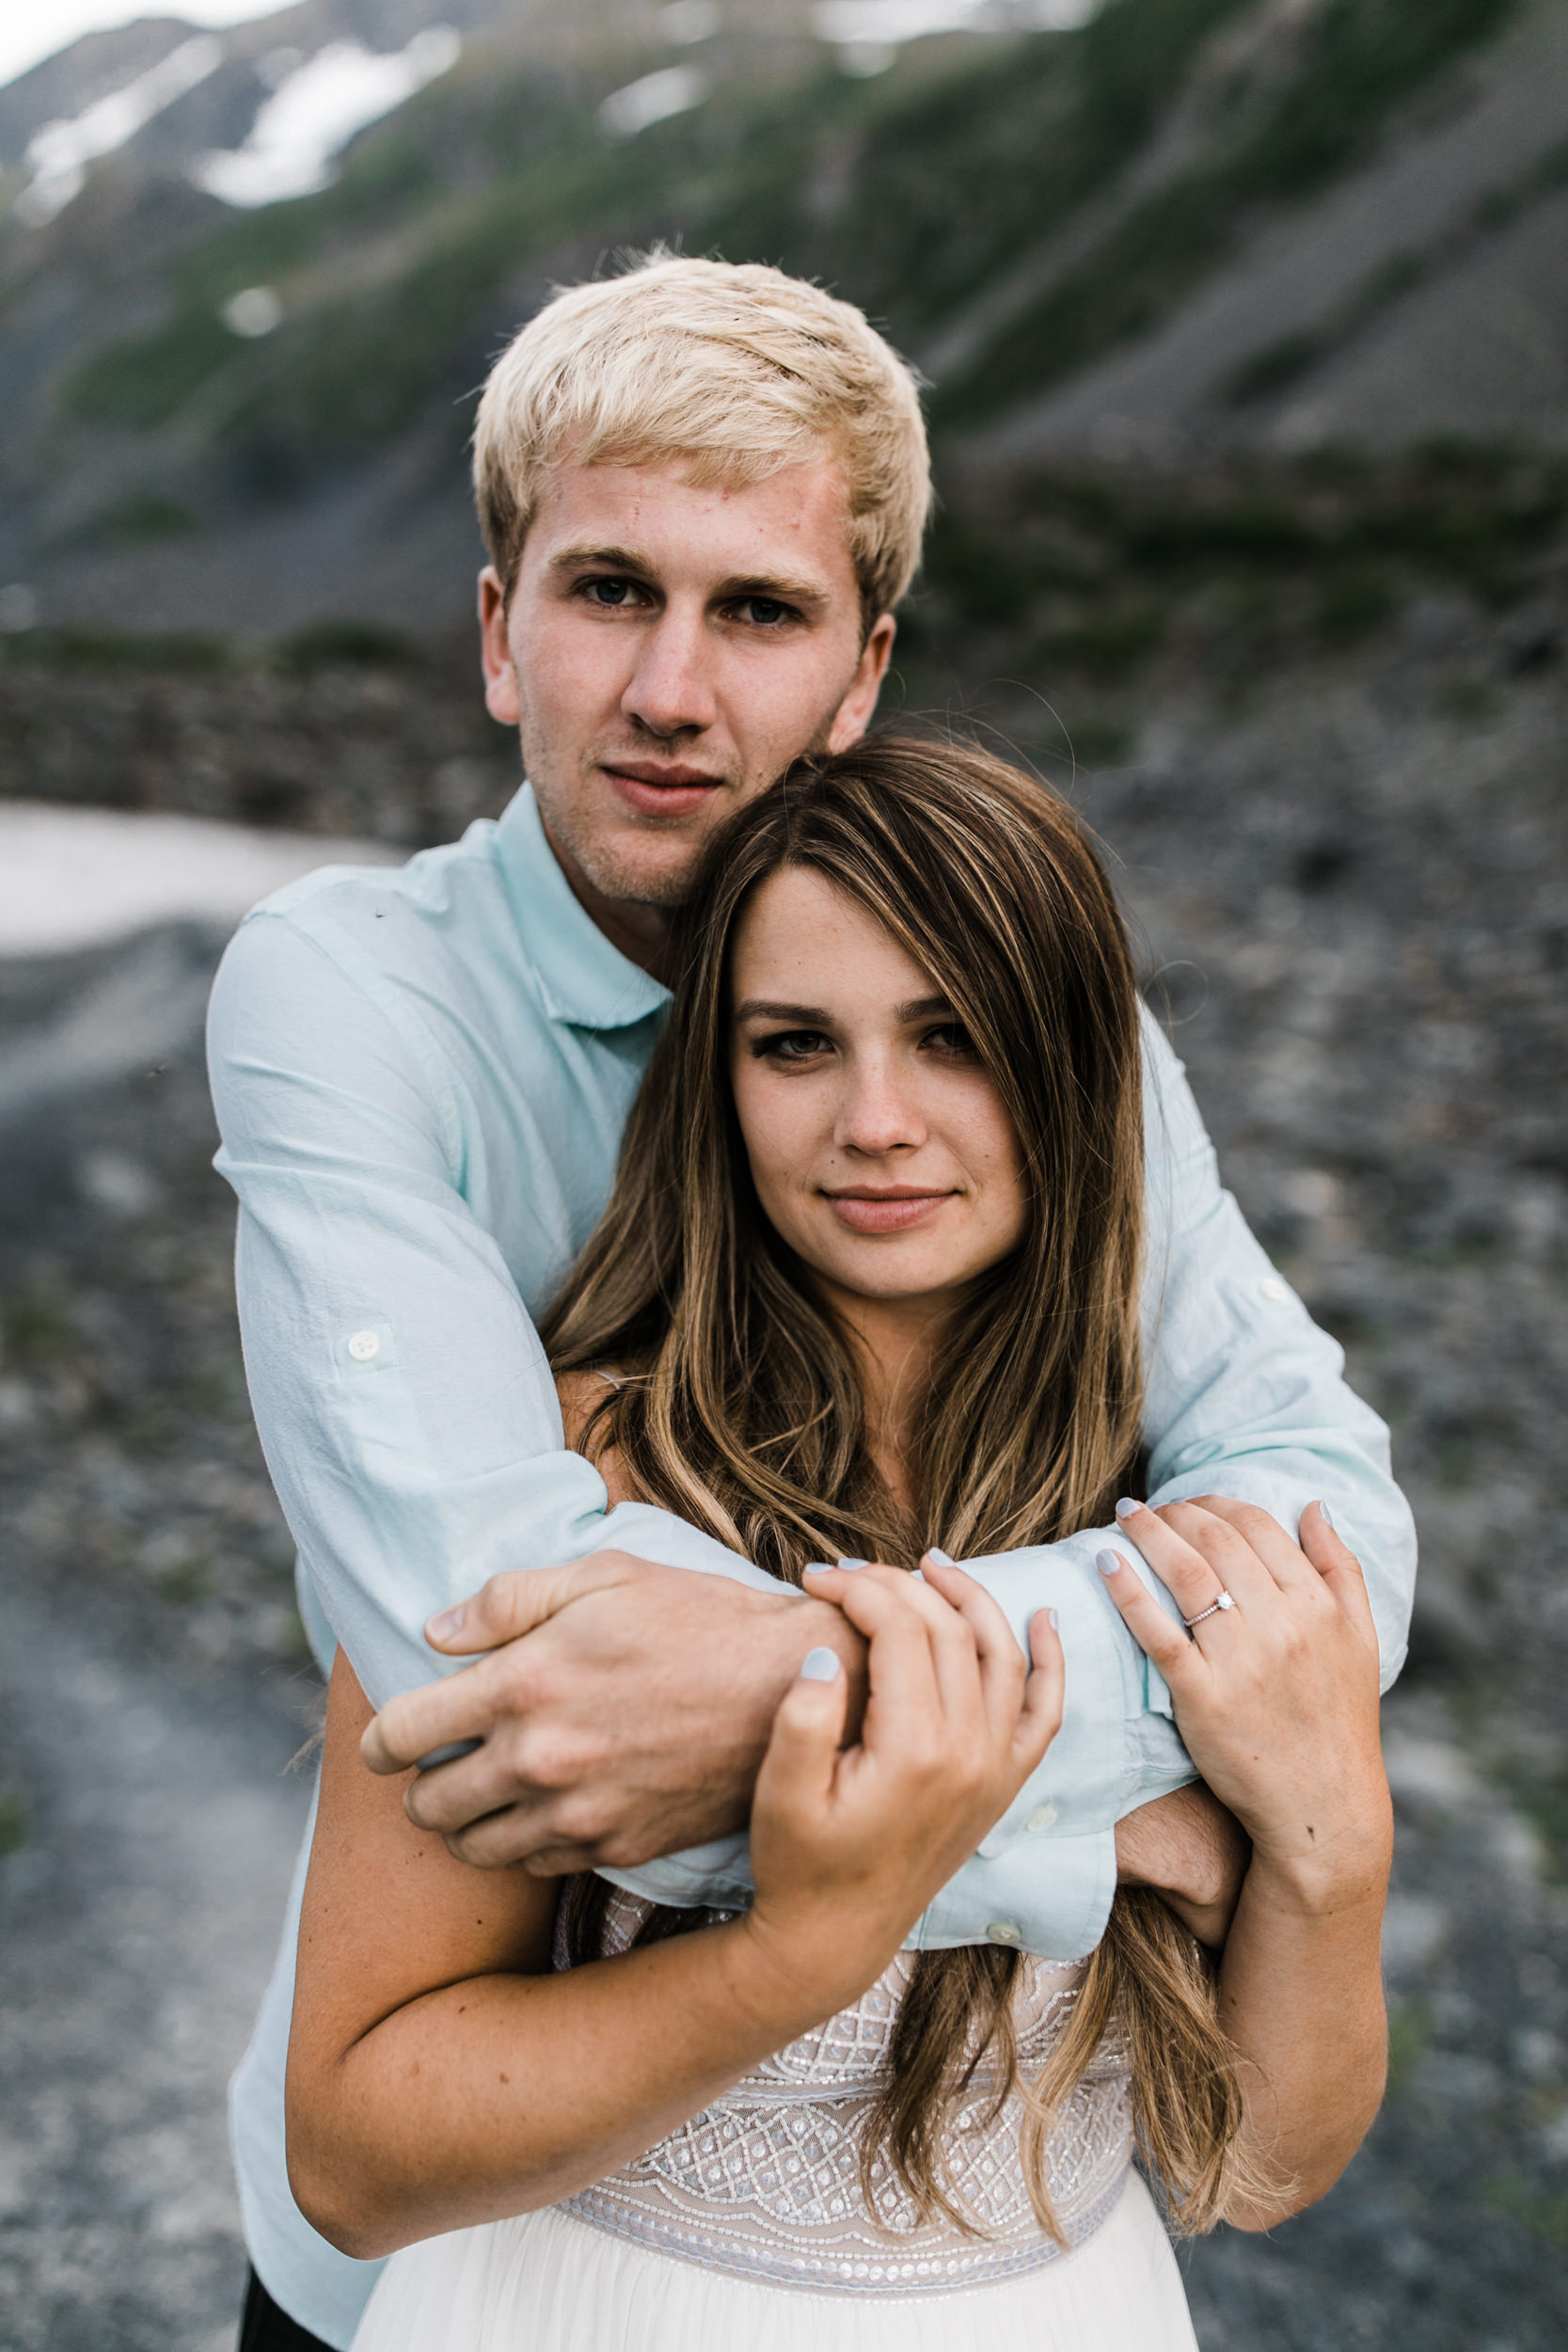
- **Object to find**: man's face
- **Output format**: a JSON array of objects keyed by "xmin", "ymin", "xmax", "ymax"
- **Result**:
[{"xmin": 480, "ymin": 449, "xmax": 895, "ymax": 961}]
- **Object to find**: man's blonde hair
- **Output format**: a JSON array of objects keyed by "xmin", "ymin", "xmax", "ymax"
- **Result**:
[{"xmin": 472, "ymin": 254, "xmax": 931, "ymax": 624}]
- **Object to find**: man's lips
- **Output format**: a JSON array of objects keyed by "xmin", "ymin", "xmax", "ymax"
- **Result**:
[
  {"xmin": 601, "ymin": 762, "xmax": 726, "ymax": 819},
  {"xmin": 823, "ymin": 1189, "xmax": 956, "ymax": 1234}
]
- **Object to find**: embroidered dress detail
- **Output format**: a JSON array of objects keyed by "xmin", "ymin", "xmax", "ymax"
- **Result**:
[{"xmin": 554, "ymin": 1891, "xmax": 1132, "ymax": 2296}]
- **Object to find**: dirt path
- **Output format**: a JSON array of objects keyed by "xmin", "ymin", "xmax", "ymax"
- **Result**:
[{"xmin": 0, "ymin": 1559, "xmax": 311, "ymax": 2351}]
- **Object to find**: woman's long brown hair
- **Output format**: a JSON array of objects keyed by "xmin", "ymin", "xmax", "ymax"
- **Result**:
[{"xmin": 546, "ymin": 736, "xmax": 1256, "ymax": 2237}]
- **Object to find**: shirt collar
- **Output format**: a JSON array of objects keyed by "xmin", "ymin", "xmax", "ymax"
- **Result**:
[{"xmin": 495, "ymin": 785, "xmax": 671, "ymax": 1031}]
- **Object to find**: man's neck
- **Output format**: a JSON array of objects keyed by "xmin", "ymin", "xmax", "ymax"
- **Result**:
[{"xmin": 538, "ymin": 817, "xmax": 677, "ymax": 983}]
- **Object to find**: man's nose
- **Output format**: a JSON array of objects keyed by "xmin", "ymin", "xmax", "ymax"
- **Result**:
[
  {"xmin": 622, "ymin": 606, "xmax": 718, "ymax": 739},
  {"xmin": 835, "ymin": 1059, "xmax": 926, "ymax": 1156}
]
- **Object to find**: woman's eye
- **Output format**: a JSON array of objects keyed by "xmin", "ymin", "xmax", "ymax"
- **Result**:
[
  {"xmin": 753, "ymin": 1029, "xmax": 832, "ymax": 1061},
  {"xmin": 924, "ymin": 1023, "xmax": 979, "ymax": 1059}
]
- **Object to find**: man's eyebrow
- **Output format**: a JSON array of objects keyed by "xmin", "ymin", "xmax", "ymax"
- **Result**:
[
  {"xmin": 713, "ymin": 570, "xmax": 828, "ymax": 607},
  {"xmin": 546, "ymin": 542, "xmax": 654, "ymax": 576},
  {"xmin": 733, "ymin": 999, "xmax": 832, "ymax": 1024}
]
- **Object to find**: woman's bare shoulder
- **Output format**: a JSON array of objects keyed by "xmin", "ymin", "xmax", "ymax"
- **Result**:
[{"xmin": 555, "ymin": 1366, "xmax": 639, "ymax": 1506}]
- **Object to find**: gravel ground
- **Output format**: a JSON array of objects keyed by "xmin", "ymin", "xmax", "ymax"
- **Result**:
[{"xmin": 1, "ymin": 595, "xmax": 1565, "ymax": 2346}]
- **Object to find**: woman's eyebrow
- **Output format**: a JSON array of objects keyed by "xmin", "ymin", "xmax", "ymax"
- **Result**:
[
  {"xmin": 896, "ymin": 994, "xmax": 955, "ymax": 1023},
  {"xmin": 733, "ymin": 998, "xmax": 832, "ymax": 1024}
]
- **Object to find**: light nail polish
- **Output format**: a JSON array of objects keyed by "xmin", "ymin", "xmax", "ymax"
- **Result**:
[
  {"xmin": 800, "ymin": 1645, "xmax": 841, "ymax": 1682},
  {"xmin": 1048, "ymin": 1607, "xmax": 1060, "ymax": 1631},
  {"xmin": 802, "ymin": 1563, "xmax": 836, "ymax": 1576},
  {"xmin": 1115, "ymin": 1498, "xmax": 1140, "ymax": 1520},
  {"xmin": 927, "ymin": 1547, "xmax": 956, "ymax": 1566},
  {"xmin": 427, "ymin": 1605, "xmax": 465, "ymax": 1641},
  {"xmin": 1319, "ymin": 1502, "xmax": 1336, "ymax": 1531},
  {"xmin": 838, "ymin": 1557, "xmax": 869, "ymax": 1570},
  {"xmin": 1096, "ymin": 1549, "xmax": 1123, "ymax": 1580}
]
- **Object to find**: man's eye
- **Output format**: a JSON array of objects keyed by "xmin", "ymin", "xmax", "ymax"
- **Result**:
[
  {"xmin": 753, "ymin": 1029, "xmax": 832, "ymax": 1061},
  {"xmin": 583, "ymin": 577, "xmax": 640, "ymax": 608},
  {"xmin": 736, "ymin": 596, "xmax": 793, "ymax": 627}
]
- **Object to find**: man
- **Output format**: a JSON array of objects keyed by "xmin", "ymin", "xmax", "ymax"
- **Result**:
[{"xmin": 210, "ymin": 256, "xmax": 1415, "ymax": 2348}]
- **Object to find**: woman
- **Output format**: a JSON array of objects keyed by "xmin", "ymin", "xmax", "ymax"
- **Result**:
[{"xmin": 286, "ymin": 739, "xmax": 1392, "ymax": 2351}]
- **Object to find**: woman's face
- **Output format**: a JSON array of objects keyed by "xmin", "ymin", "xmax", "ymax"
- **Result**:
[{"xmin": 728, "ymin": 866, "xmax": 1028, "ymax": 1316}]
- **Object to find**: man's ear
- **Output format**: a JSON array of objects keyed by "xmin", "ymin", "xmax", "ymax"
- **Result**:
[
  {"xmin": 479, "ymin": 567, "xmax": 519, "ymax": 725},
  {"xmin": 825, "ymin": 612, "xmax": 896, "ymax": 754}
]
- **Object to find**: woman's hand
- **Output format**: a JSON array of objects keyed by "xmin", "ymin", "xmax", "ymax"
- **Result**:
[
  {"xmin": 1098, "ymin": 1497, "xmax": 1391, "ymax": 1909},
  {"xmin": 737, "ymin": 1560, "xmax": 1063, "ymax": 2023}
]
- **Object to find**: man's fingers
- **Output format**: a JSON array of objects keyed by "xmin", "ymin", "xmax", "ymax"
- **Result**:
[
  {"xmin": 1095, "ymin": 1549, "xmax": 1197, "ymax": 1686},
  {"xmin": 359, "ymin": 1661, "xmax": 500, "ymax": 1776},
  {"xmin": 423, "ymin": 1562, "xmax": 585, "ymax": 1656}
]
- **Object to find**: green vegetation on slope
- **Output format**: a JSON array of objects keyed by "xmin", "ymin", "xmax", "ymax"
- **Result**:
[
  {"xmin": 48, "ymin": 0, "xmax": 1532, "ymax": 513},
  {"xmin": 934, "ymin": 0, "xmax": 1521, "ymax": 422}
]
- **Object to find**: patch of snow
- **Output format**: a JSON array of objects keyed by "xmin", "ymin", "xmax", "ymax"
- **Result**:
[
  {"xmin": 190, "ymin": 27, "xmax": 459, "ymax": 210},
  {"xmin": 221, "ymin": 284, "xmax": 282, "ymax": 338},
  {"xmin": 15, "ymin": 35, "xmax": 222, "ymax": 227},
  {"xmin": 815, "ymin": 0, "xmax": 1100, "ymax": 54},
  {"xmin": 0, "ymin": 802, "xmax": 402, "ymax": 957},
  {"xmin": 598, "ymin": 65, "xmax": 709, "ymax": 139}
]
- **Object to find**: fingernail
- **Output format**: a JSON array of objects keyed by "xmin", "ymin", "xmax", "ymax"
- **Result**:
[
  {"xmin": 800, "ymin": 1645, "xmax": 841, "ymax": 1681},
  {"xmin": 802, "ymin": 1562, "xmax": 836, "ymax": 1575},
  {"xmin": 1318, "ymin": 1502, "xmax": 1336, "ymax": 1531},
  {"xmin": 1048, "ymin": 1607, "xmax": 1060, "ymax": 1630},
  {"xmin": 1115, "ymin": 1498, "xmax": 1140, "ymax": 1520},
  {"xmin": 838, "ymin": 1557, "xmax": 868, "ymax": 1570},
  {"xmin": 909, "ymin": 1568, "xmax": 926, "ymax": 1582},
  {"xmin": 426, "ymin": 1605, "xmax": 465, "ymax": 1641},
  {"xmin": 1096, "ymin": 1549, "xmax": 1123, "ymax": 1580},
  {"xmin": 927, "ymin": 1547, "xmax": 956, "ymax": 1565}
]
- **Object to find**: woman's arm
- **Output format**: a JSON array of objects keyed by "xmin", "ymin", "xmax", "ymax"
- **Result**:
[
  {"xmin": 1099, "ymin": 1497, "xmax": 1392, "ymax": 2227},
  {"xmin": 286, "ymin": 1567, "xmax": 1061, "ymax": 2259}
]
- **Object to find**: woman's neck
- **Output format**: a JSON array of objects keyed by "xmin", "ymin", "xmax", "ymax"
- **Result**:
[{"xmin": 821, "ymin": 1288, "xmax": 947, "ymax": 1521}]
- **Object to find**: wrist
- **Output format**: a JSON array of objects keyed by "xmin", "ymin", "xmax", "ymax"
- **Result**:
[
  {"xmin": 1244, "ymin": 1820, "xmax": 1391, "ymax": 1919},
  {"xmin": 727, "ymin": 1901, "xmax": 888, "ymax": 2039}
]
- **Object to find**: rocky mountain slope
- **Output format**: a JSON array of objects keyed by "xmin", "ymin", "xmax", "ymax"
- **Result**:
[{"xmin": 2, "ymin": 0, "xmax": 1565, "ymax": 632}]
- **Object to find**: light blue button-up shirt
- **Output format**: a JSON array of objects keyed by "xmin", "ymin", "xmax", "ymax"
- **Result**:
[{"xmin": 210, "ymin": 784, "xmax": 1415, "ymax": 2344}]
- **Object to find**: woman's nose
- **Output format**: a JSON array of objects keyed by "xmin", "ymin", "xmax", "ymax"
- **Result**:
[{"xmin": 835, "ymin": 1063, "xmax": 926, "ymax": 1155}]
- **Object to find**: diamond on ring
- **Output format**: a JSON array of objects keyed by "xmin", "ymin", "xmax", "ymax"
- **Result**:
[{"xmin": 1182, "ymin": 1589, "xmax": 1235, "ymax": 1629}]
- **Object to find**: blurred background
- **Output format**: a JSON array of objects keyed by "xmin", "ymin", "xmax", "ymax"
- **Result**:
[{"xmin": 1, "ymin": 2, "xmax": 1566, "ymax": 2345}]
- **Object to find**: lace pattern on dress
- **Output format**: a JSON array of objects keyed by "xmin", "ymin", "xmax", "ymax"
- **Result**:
[{"xmin": 553, "ymin": 1889, "xmax": 1133, "ymax": 2296}]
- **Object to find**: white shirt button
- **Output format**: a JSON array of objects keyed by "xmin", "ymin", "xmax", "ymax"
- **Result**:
[
  {"xmin": 1026, "ymin": 1804, "xmax": 1058, "ymax": 1835},
  {"xmin": 347, "ymin": 1329, "xmax": 382, "ymax": 1362},
  {"xmin": 1259, "ymin": 1277, "xmax": 1289, "ymax": 1302},
  {"xmin": 987, "ymin": 1920, "xmax": 1022, "ymax": 1947}
]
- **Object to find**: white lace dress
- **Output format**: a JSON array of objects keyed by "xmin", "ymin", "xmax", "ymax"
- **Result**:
[{"xmin": 351, "ymin": 1894, "xmax": 1198, "ymax": 2352}]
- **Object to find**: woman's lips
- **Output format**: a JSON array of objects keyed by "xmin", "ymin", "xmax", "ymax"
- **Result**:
[
  {"xmin": 602, "ymin": 763, "xmax": 723, "ymax": 820},
  {"xmin": 825, "ymin": 1191, "xmax": 953, "ymax": 1234}
]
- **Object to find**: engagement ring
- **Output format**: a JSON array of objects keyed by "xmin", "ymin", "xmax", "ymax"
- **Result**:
[{"xmin": 1182, "ymin": 1592, "xmax": 1235, "ymax": 1629}]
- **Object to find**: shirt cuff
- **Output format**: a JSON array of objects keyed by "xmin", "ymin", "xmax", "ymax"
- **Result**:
[{"xmin": 907, "ymin": 1830, "xmax": 1118, "ymax": 1963}]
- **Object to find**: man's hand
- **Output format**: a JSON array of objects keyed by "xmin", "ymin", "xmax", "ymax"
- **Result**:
[
  {"xmin": 1115, "ymin": 1780, "xmax": 1250, "ymax": 1948},
  {"xmin": 359, "ymin": 1552, "xmax": 868, "ymax": 1873}
]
